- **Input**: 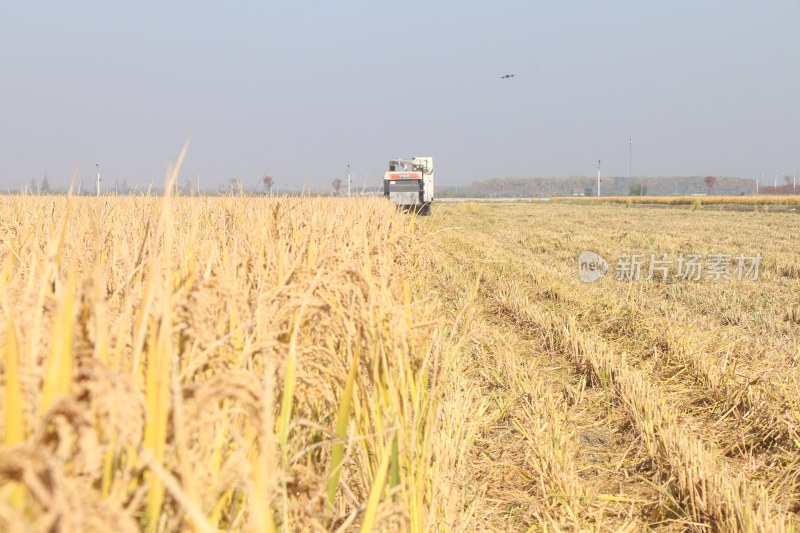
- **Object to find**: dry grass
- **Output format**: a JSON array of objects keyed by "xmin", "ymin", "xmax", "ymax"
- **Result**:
[
  {"xmin": 549, "ymin": 195, "xmax": 800, "ymax": 207},
  {"xmin": 423, "ymin": 202, "xmax": 800, "ymax": 531},
  {"xmin": 2, "ymin": 188, "xmax": 799, "ymax": 531}
]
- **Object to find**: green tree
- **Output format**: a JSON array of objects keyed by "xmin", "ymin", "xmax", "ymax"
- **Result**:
[
  {"xmin": 704, "ymin": 176, "xmax": 717, "ymax": 194},
  {"xmin": 629, "ymin": 182, "xmax": 647, "ymax": 196}
]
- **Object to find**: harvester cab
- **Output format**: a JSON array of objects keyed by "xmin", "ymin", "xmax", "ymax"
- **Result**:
[{"xmin": 383, "ymin": 157, "xmax": 434, "ymax": 215}]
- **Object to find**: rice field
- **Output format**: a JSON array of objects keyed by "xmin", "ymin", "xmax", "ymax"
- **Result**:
[
  {"xmin": 549, "ymin": 195, "xmax": 800, "ymax": 207},
  {"xmin": 1, "ymin": 190, "xmax": 799, "ymax": 531},
  {"xmin": 425, "ymin": 202, "xmax": 800, "ymax": 531},
  {"xmin": 0, "ymin": 189, "xmax": 448, "ymax": 532}
]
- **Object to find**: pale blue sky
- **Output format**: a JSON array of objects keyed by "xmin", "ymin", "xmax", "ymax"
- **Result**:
[{"xmin": 1, "ymin": 1, "xmax": 798, "ymax": 190}]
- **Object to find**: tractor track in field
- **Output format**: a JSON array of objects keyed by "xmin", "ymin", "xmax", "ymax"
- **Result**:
[
  {"xmin": 499, "ymin": 215, "xmax": 800, "ymax": 515},
  {"xmin": 430, "ymin": 235, "xmax": 665, "ymax": 530},
  {"xmin": 427, "ymin": 204, "xmax": 798, "ymax": 530}
]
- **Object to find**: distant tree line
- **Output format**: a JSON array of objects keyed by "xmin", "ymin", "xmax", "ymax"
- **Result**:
[
  {"xmin": 11, "ymin": 174, "xmax": 383, "ymax": 197},
  {"xmin": 12, "ymin": 174, "xmax": 793, "ymax": 197},
  {"xmin": 438, "ymin": 176, "xmax": 769, "ymax": 197}
]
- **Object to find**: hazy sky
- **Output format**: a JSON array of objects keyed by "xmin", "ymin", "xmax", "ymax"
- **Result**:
[{"xmin": 1, "ymin": 1, "xmax": 798, "ymax": 191}]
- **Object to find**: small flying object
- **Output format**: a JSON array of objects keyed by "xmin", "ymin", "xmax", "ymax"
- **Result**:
[{"xmin": 500, "ymin": 74, "xmax": 516, "ymax": 79}]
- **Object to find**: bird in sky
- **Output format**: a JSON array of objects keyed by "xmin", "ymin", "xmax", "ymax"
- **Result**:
[{"xmin": 500, "ymin": 74, "xmax": 516, "ymax": 79}]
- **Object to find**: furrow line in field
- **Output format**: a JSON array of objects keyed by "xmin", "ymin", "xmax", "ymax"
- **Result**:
[
  {"xmin": 428, "ymin": 243, "xmax": 651, "ymax": 530},
  {"xmin": 488, "ymin": 280, "xmax": 792, "ymax": 531},
  {"xmin": 428, "ymin": 204, "xmax": 799, "ymax": 529},
  {"xmin": 506, "ymin": 247, "xmax": 800, "ymax": 508},
  {"xmin": 469, "ymin": 216, "xmax": 800, "ymax": 509}
]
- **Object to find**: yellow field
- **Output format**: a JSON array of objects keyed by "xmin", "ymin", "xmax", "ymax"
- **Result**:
[
  {"xmin": 425, "ymin": 202, "xmax": 800, "ymax": 530},
  {"xmin": 1, "ymin": 194, "xmax": 799, "ymax": 531},
  {"xmin": 0, "ymin": 193, "xmax": 447, "ymax": 532},
  {"xmin": 550, "ymin": 195, "xmax": 800, "ymax": 206}
]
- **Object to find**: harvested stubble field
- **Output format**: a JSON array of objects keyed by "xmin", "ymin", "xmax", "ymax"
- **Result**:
[
  {"xmin": 1, "ymin": 193, "xmax": 799, "ymax": 532},
  {"xmin": 425, "ymin": 202, "xmax": 800, "ymax": 531},
  {"xmin": 549, "ymin": 195, "xmax": 800, "ymax": 207}
]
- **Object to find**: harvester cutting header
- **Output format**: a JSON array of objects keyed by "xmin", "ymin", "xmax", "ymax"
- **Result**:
[{"xmin": 383, "ymin": 156, "xmax": 434, "ymax": 215}]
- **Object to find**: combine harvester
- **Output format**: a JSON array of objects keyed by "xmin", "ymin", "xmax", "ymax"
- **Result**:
[{"xmin": 383, "ymin": 157, "xmax": 434, "ymax": 215}]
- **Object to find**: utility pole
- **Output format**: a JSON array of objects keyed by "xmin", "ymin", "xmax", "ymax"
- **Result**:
[
  {"xmin": 597, "ymin": 159, "xmax": 601, "ymax": 197},
  {"xmin": 96, "ymin": 163, "xmax": 101, "ymax": 196},
  {"xmin": 347, "ymin": 164, "xmax": 351, "ymax": 197},
  {"xmin": 629, "ymin": 136, "xmax": 632, "ymax": 181}
]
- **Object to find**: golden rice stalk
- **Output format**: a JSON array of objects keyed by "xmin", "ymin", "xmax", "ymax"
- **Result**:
[
  {"xmin": 39, "ymin": 269, "xmax": 76, "ymax": 414},
  {"xmin": 3, "ymin": 311, "xmax": 25, "ymax": 509},
  {"xmin": 277, "ymin": 310, "xmax": 299, "ymax": 458},
  {"xmin": 143, "ymin": 320, "xmax": 171, "ymax": 531},
  {"xmin": 360, "ymin": 432, "xmax": 393, "ymax": 533},
  {"xmin": 277, "ymin": 276, "xmax": 319, "ymax": 462},
  {"xmin": 326, "ymin": 346, "xmax": 360, "ymax": 505},
  {"xmin": 3, "ymin": 313, "xmax": 23, "ymax": 446},
  {"xmin": 251, "ymin": 361, "xmax": 277, "ymax": 533}
]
